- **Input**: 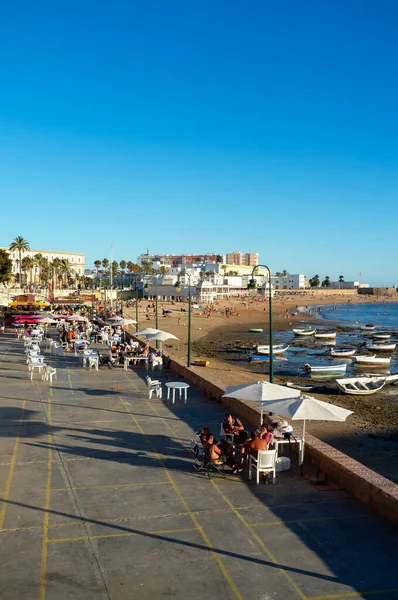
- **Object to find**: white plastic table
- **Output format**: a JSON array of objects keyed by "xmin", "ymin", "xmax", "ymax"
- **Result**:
[
  {"xmin": 28, "ymin": 362, "xmax": 47, "ymax": 380},
  {"xmin": 166, "ymin": 382, "xmax": 190, "ymax": 404}
]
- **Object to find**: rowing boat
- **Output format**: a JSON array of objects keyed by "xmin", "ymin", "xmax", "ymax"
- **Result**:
[
  {"xmin": 256, "ymin": 344, "xmax": 289, "ymax": 355},
  {"xmin": 292, "ymin": 328, "xmax": 316, "ymax": 336},
  {"xmin": 336, "ymin": 377, "xmax": 385, "ymax": 395}
]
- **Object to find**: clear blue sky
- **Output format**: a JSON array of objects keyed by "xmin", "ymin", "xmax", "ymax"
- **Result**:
[{"xmin": 1, "ymin": 1, "xmax": 397, "ymax": 285}]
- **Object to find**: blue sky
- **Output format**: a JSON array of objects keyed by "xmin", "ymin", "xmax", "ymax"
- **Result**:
[{"xmin": 1, "ymin": 1, "xmax": 397, "ymax": 285}]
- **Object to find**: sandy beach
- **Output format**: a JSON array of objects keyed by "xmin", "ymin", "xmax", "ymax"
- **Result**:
[{"xmin": 125, "ymin": 290, "xmax": 398, "ymax": 481}]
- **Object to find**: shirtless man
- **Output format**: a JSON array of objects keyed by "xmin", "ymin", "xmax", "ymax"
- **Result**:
[{"xmin": 204, "ymin": 435, "xmax": 223, "ymax": 465}]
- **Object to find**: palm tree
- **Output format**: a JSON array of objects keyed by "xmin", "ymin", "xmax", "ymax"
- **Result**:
[
  {"xmin": 21, "ymin": 255, "xmax": 34, "ymax": 286},
  {"xmin": 94, "ymin": 260, "xmax": 102, "ymax": 282},
  {"xmin": 9, "ymin": 236, "xmax": 30, "ymax": 285},
  {"xmin": 40, "ymin": 257, "xmax": 50, "ymax": 287},
  {"xmin": 33, "ymin": 253, "xmax": 44, "ymax": 286},
  {"xmin": 119, "ymin": 260, "xmax": 127, "ymax": 289},
  {"xmin": 51, "ymin": 258, "xmax": 62, "ymax": 288},
  {"xmin": 59, "ymin": 258, "xmax": 73, "ymax": 286},
  {"xmin": 339, "ymin": 275, "xmax": 344, "ymax": 283}
]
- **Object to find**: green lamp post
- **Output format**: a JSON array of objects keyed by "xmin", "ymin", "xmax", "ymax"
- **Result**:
[
  {"xmin": 175, "ymin": 273, "xmax": 192, "ymax": 367},
  {"xmin": 248, "ymin": 264, "xmax": 274, "ymax": 383}
]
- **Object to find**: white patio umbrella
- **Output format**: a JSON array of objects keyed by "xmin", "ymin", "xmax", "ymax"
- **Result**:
[
  {"xmin": 107, "ymin": 315, "xmax": 123, "ymax": 321},
  {"xmin": 134, "ymin": 328, "xmax": 161, "ymax": 336},
  {"xmin": 67, "ymin": 315, "xmax": 88, "ymax": 322},
  {"xmin": 258, "ymin": 395, "xmax": 353, "ymax": 465},
  {"xmin": 37, "ymin": 316, "xmax": 58, "ymax": 324},
  {"xmin": 116, "ymin": 318, "xmax": 137, "ymax": 326},
  {"xmin": 223, "ymin": 380, "xmax": 300, "ymax": 423},
  {"xmin": 145, "ymin": 332, "xmax": 179, "ymax": 342}
]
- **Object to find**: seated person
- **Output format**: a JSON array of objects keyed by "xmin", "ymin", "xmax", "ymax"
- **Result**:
[
  {"xmin": 248, "ymin": 430, "xmax": 269, "ymax": 458},
  {"xmin": 222, "ymin": 413, "xmax": 245, "ymax": 444},
  {"xmin": 204, "ymin": 435, "xmax": 224, "ymax": 465},
  {"xmin": 199, "ymin": 426, "xmax": 211, "ymax": 446},
  {"xmin": 141, "ymin": 346, "xmax": 149, "ymax": 356},
  {"xmin": 259, "ymin": 425, "xmax": 273, "ymax": 445}
]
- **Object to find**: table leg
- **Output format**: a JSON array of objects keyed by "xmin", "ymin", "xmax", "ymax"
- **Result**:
[
  {"xmin": 184, "ymin": 389, "xmax": 187, "ymax": 404},
  {"xmin": 172, "ymin": 390, "xmax": 175, "ymax": 404},
  {"xmin": 167, "ymin": 388, "xmax": 170, "ymax": 401}
]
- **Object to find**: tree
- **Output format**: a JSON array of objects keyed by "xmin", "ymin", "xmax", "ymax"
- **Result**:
[
  {"xmin": 59, "ymin": 259, "xmax": 73, "ymax": 286},
  {"xmin": 21, "ymin": 255, "xmax": 34, "ymax": 286},
  {"xmin": 111, "ymin": 261, "xmax": 119, "ymax": 284},
  {"xmin": 321, "ymin": 276, "xmax": 331, "ymax": 287},
  {"xmin": 309, "ymin": 274, "xmax": 320, "ymax": 288},
  {"xmin": 9, "ymin": 236, "xmax": 30, "ymax": 285},
  {"xmin": 0, "ymin": 249, "xmax": 13, "ymax": 284},
  {"xmin": 339, "ymin": 275, "xmax": 344, "ymax": 283},
  {"xmin": 51, "ymin": 258, "xmax": 62, "ymax": 288},
  {"xmin": 141, "ymin": 260, "xmax": 156, "ymax": 275},
  {"xmin": 159, "ymin": 265, "xmax": 168, "ymax": 277},
  {"xmin": 282, "ymin": 269, "xmax": 288, "ymax": 277},
  {"xmin": 119, "ymin": 260, "xmax": 127, "ymax": 289},
  {"xmin": 40, "ymin": 257, "xmax": 50, "ymax": 287},
  {"xmin": 94, "ymin": 260, "xmax": 102, "ymax": 281}
]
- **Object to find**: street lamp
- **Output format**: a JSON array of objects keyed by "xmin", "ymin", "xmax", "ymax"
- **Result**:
[
  {"xmin": 144, "ymin": 279, "xmax": 159, "ymax": 346},
  {"xmin": 175, "ymin": 272, "xmax": 192, "ymax": 367},
  {"xmin": 247, "ymin": 264, "xmax": 274, "ymax": 383}
]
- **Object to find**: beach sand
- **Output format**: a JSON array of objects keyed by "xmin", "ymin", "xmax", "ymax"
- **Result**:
[{"xmin": 125, "ymin": 291, "xmax": 398, "ymax": 481}]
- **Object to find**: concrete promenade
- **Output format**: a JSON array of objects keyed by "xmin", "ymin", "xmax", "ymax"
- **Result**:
[{"xmin": 0, "ymin": 330, "xmax": 398, "ymax": 600}]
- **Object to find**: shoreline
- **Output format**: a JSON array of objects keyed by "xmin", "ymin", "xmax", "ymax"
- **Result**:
[{"xmin": 125, "ymin": 292, "xmax": 398, "ymax": 482}]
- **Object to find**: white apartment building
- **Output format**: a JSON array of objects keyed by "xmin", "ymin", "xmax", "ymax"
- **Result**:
[
  {"xmin": 1, "ymin": 248, "xmax": 85, "ymax": 280},
  {"xmin": 271, "ymin": 274, "xmax": 306, "ymax": 290}
]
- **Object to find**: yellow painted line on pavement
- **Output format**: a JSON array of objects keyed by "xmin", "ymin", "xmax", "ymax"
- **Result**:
[
  {"xmin": 119, "ymin": 395, "xmax": 243, "ymax": 600},
  {"xmin": 210, "ymin": 478, "xmax": 306, "ymax": 600},
  {"xmin": 51, "ymin": 481, "xmax": 172, "ymax": 492},
  {"xmin": 0, "ymin": 400, "xmax": 26, "ymax": 530},
  {"xmin": 308, "ymin": 588, "xmax": 398, "ymax": 599},
  {"xmin": 48, "ymin": 527, "xmax": 198, "ymax": 543},
  {"xmin": 248, "ymin": 514, "xmax": 368, "ymax": 527},
  {"xmin": 39, "ymin": 389, "xmax": 53, "ymax": 600}
]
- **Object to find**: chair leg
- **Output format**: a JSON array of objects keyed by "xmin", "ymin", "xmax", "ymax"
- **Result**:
[{"xmin": 256, "ymin": 468, "xmax": 259, "ymax": 485}]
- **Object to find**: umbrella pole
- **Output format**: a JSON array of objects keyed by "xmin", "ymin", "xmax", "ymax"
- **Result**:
[{"xmin": 299, "ymin": 420, "xmax": 306, "ymax": 476}]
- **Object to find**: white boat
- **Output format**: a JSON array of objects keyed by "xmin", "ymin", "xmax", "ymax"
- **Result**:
[
  {"xmin": 256, "ymin": 344, "xmax": 289, "ymax": 355},
  {"xmin": 336, "ymin": 377, "xmax": 385, "ymax": 395},
  {"xmin": 366, "ymin": 343, "xmax": 397, "ymax": 352},
  {"xmin": 372, "ymin": 333, "xmax": 391, "ymax": 340},
  {"xmin": 364, "ymin": 373, "xmax": 398, "ymax": 385},
  {"xmin": 303, "ymin": 363, "xmax": 347, "ymax": 374},
  {"xmin": 285, "ymin": 381, "xmax": 316, "ymax": 392},
  {"xmin": 361, "ymin": 324, "xmax": 376, "ymax": 331},
  {"xmin": 314, "ymin": 332, "xmax": 337, "ymax": 339},
  {"xmin": 292, "ymin": 328, "xmax": 316, "ymax": 336},
  {"xmin": 352, "ymin": 355, "xmax": 392, "ymax": 367},
  {"xmin": 330, "ymin": 348, "xmax": 356, "ymax": 357}
]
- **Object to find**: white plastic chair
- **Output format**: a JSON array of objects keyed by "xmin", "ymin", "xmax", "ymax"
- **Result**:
[
  {"xmin": 42, "ymin": 365, "xmax": 57, "ymax": 382},
  {"xmin": 146, "ymin": 376, "xmax": 162, "ymax": 399},
  {"xmin": 249, "ymin": 449, "xmax": 277, "ymax": 485},
  {"xmin": 151, "ymin": 357, "xmax": 163, "ymax": 371},
  {"xmin": 219, "ymin": 424, "xmax": 234, "ymax": 445},
  {"xmin": 88, "ymin": 356, "xmax": 99, "ymax": 371}
]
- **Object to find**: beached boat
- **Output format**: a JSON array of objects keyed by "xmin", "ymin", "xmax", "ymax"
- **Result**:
[
  {"xmin": 303, "ymin": 363, "xmax": 347, "ymax": 374},
  {"xmin": 292, "ymin": 328, "xmax": 316, "ymax": 336},
  {"xmin": 249, "ymin": 328, "xmax": 263, "ymax": 333},
  {"xmin": 314, "ymin": 332, "xmax": 337, "ymax": 339},
  {"xmin": 285, "ymin": 381, "xmax": 316, "ymax": 392},
  {"xmin": 336, "ymin": 377, "xmax": 385, "ymax": 395},
  {"xmin": 372, "ymin": 333, "xmax": 391, "ymax": 340},
  {"xmin": 365, "ymin": 342, "xmax": 397, "ymax": 352},
  {"xmin": 361, "ymin": 324, "xmax": 376, "ymax": 331},
  {"xmin": 352, "ymin": 355, "xmax": 391, "ymax": 367},
  {"xmin": 255, "ymin": 344, "xmax": 289, "ymax": 355},
  {"xmin": 364, "ymin": 373, "xmax": 398, "ymax": 384},
  {"xmin": 330, "ymin": 348, "xmax": 356, "ymax": 358},
  {"xmin": 249, "ymin": 355, "xmax": 270, "ymax": 362}
]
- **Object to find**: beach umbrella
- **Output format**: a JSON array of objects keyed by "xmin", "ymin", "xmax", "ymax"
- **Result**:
[
  {"xmin": 37, "ymin": 316, "xmax": 58, "ymax": 324},
  {"xmin": 223, "ymin": 380, "xmax": 300, "ymax": 424},
  {"xmin": 145, "ymin": 332, "xmax": 179, "ymax": 342},
  {"xmin": 108, "ymin": 315, "xmax": 123, "ymax": 321},
  {"xmin": 67, "ymin": 315, "xmax": 88, "ymax": 322},
  {"xmin": 134, "ymin": 328, "xmax": 161, "ymax": 337},
  {"xmin": 258, "ymin": 395, "xmax": 353, "ymax": 466}
]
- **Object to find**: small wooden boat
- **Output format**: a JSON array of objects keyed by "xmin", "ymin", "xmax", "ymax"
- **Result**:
[
  {"xmin": 292, "ymin": 328, "xmax": 316, "ymax": 336},
  {"xmin": 372, "ymin": 333, "xmax": 391, "ymax": 340},
  {"xmin": 285, "ymin": 381, "xmax": 316, "ymax": 392},
  {"xmin": 361, "ymin": 324, "xmax": 376, "ymax": 331},
  {"xmin": 249, "ymin": 328, "xmax": 263, "ymax": 333},
  {"xmin": 256, "ymin": 344, "xmax": 289, "ymax": 355},
  {"xmin": 314, "ymin": 332, "xmax": 337, "ymax": 339},
  {"xmin": 249, "ymin": 355, "xmax": 270, "ymax": 362},
  {"xmin": 330, "ymin": 348, "xmax": 356, "ymax": 357},
  {"xmin": 352, "ymin": 355, "xmax": 391, "ymax": 367},
  {"xmin": 336, "ymin": 377, "xmax": 385, "ymax": 395},
  {"xmin": 303, "ymin": 363, "xmax": 347, "ymax": 374},
  {"xmin": 366, "ymin": 342, "xmax": 397, "ymax": 352}
]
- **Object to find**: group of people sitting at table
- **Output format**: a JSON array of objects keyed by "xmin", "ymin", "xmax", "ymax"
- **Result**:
[
  {"xmin": 109, "ymin": 341, "xmax": 162, "ymax": 365},
  {"xmin": 199, "ymin": 413, "xmax": 276, "ymax": 481}
]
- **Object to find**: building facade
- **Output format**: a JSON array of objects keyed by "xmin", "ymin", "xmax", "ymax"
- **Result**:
[
  {"xmin": 0, "ymin": 248, "xmax": 85, "ymax": 281},
  {"xmin": 136, "ymin": 253, "xmax": 223, "ymax": 268},
  {"xmin": 271, "ymin": 274, "xmax": 306, "ymax": 290},
  {"xmin": 225, "ymin": 251, "xmax": 259, "ymax": 266}
]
